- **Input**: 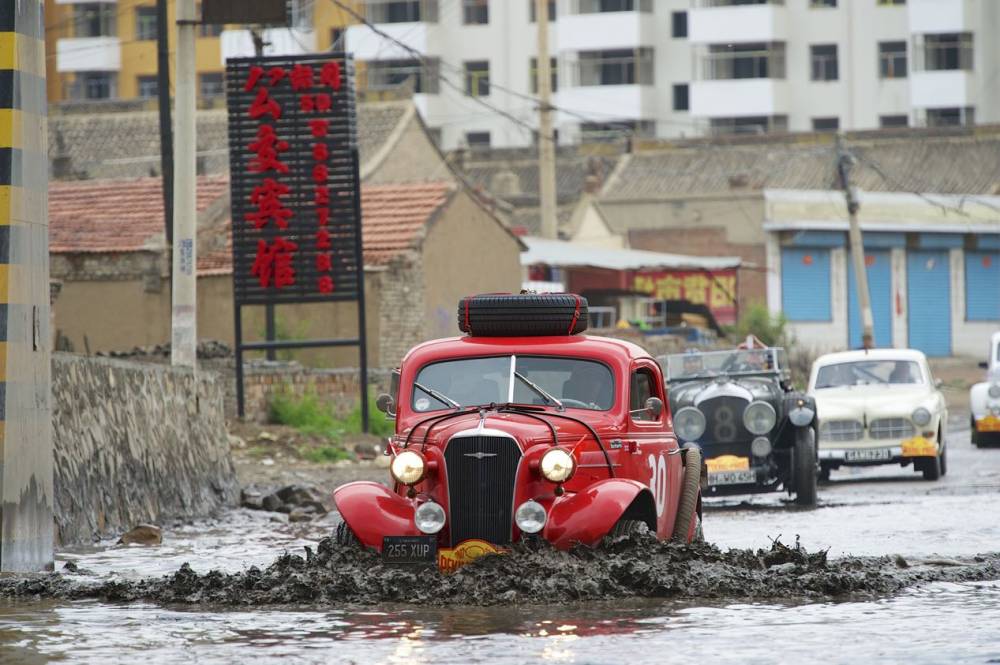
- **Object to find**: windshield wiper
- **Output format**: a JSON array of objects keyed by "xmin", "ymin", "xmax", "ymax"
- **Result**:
[
  {"xmin": 514, "ymin": 372, "xmax": 564, "ymax": 411},
  {"xmin": 413, "ymin": 381, "xmax": 461, "ymax": 409}
]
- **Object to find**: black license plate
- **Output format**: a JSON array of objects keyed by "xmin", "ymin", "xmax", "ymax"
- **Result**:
[{"xmin": 382, "ymin": 536, "xmax": 437, "ymax": 564}]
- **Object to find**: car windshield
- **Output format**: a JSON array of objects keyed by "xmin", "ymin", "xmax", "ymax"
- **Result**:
[
  {"xmin": 412, "ymin": 356, "xmax": 615, "ymax": 413},
  {"xmin": 664, "ymin": 348, "xmax": 784, "ymax": 380},
  {"xmin": 814, "ymin": 360, "xmax": 924, "ymax": 389}
]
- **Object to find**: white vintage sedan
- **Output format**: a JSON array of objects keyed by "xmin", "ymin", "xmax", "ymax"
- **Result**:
[
  {"xmin": 808, "ymin": 349, "xmax": 947, "ymax": 481},
  {"xmin": 970, "ymin": 331, "xmax": 1000, "ymax": 448}
]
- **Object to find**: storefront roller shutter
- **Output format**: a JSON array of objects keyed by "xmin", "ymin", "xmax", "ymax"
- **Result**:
[
  {"xmin": 966, "ymin": 251, "xmax": 1000, "ymax": 321},
  {"xmin": 907, "ymin": 250, "xmax": 951, "ymax": 357},
  {"xmin": 848, "ymin": 250, "xmax": 892, "ymax": 348},
  {"xmin": 781, "ymin": 248, "xmax": 831, "ymax": 321}
]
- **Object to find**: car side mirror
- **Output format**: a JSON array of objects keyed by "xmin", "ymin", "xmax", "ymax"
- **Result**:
[
  {"xmin": 980, "ymin": 361, "xmax": 989, "ymax": 370},
  {"xmin": 376, "ymin": 393, "xmax": 396, "ymax": 418},
  {"xmin": 645, "ymin": 397, "xmax": 664, "ymax": 419}
]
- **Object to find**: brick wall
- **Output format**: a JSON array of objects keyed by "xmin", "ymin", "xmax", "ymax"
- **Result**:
[{"xmin": 376, "ymin": 255, "xmax": 426, "ymax": 369}]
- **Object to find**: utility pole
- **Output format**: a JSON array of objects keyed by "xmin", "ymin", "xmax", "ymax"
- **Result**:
[
  {"xmin": 536, "ymin": 0, "xmax": 558, "ymax": 240},
  {"xmin": 836, "ymin": 135, "xmax": 874, "ymax": 350},
  {"xmin": 156, "ymin": 0, "xmax": 173, "ymax": 245},
  {"xmin": 171, "ymin": 0, "xmax": 197, "ymax": 367}
]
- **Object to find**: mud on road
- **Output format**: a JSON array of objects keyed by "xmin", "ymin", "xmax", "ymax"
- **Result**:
[{"xmin": 4, "ymin": 533, "xmax": 999, "ymax": 608}]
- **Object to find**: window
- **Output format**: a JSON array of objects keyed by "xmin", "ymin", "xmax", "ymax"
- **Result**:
[
  {"xmin": 465, "ymin": 131, "xmax": 491, "ymax": 150},
  {"xmin": 703, "ymin": 43, "xmax": 785, "ymax": 80},
  {"xmin": 576, "ymin": 48, "xmax": 653, "ymax": 86},
  {"xmin": 367, "ymin": 0, "xmax": 438, "ymax": 23},
  {"xmin": 966, "ymin": 252, "xmax": 1000, "ymax": 320},
  {"xmin": 810, "ymin": 0, "xmax": 837, "ymax": 6},
  {"xmin": 135, "ymin": 7, "xmax": 157, "ymax": 40},
  {"xmin": 815, "ymin": 360, "xmax": 922, "ymax": 389},
  {"xmin": 70, "ymin": 72, "xmax": 117, "ymax": 100},
  {"xmin": 73, "ymin": 3, "xmax": 116, "ymax": 37},
  {"xmin": 199, "ymin": 72, "xmax": 224, "ymax": 99},
  {"xmin": 464, "ymin": 60, "xmax": 490, "ymax": 96},
  {"xmin": 530, "ymin": 57, "xmax": 558, "ymax": 93},
  {"xmin": 880, "ymin": 114, "xmax": 908, "ymax": 128},
  {"xmin": 926, "ymin": 106, "xmax": 975, "ymax": 127},
  {"xmin": 812, "ymin": 117, "xmax": 839, "ymax": 131},
  {"xmin": 710, "ymin": 115, "xmax": 787, "ymax": 135},
  {"xmin": 671, "ymin": 11, "xmax": 687, "ymax": 38},
  {"xmin": 630, "ymin": 369, "xmax": 659, "ymax": 422},
  {"xmin": 574, "ymin": 0, "xmax": 652, "ymax": 14},
  {"xmin": 137, "ymin": 75, "xmax": 158, "ymax": 98},
  {"xmin": 329, "ymin": 27, "xmax": 344, "ymax": 49},
  {"xmin": 810, "ymin": 44, "xmax": 838, "ymax": 81},
  {"xmin": 879, "ymin": 41, "xmax": 907, "ymax": 78},
  {"xmin": 462, "ymin": 0, "xmax": 488, "ymax": 24},
  {"xmin": 529, "ymin": 0, "xmax": 556, "ymax": 22},
  {"xmin": 196, "ymin": 3, "xmax": 223, "ymax": 36},
  {"xmin": 877, "ymin": 0, "xmax": 905, "ymax": 5},
  {"xmin": 366, "ymin": 59, "xmax": 440, "ymax": 93},
  {"xmin": 580, "ymin": 120, "xmax": 654, "ymax": 142},
  {"xmin": 672, "ymin": 83, "xmax": 689, "ymax": 111},
  {"xmin": 923, "ymin": 33, "xmax": 973, "ymax": 71}
]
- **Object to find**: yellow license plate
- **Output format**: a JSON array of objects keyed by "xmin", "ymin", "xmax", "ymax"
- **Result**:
[
  {"xmin": 976, "ymin": 415, "xmax": 1000, "ymax": 432},
  {"xmin": 706, "ymin": 454, "xmax": 750, "ymax": 473},
  {"xmin": 901, "ymin": 437, "xmax": 938, "ymax": 457}
]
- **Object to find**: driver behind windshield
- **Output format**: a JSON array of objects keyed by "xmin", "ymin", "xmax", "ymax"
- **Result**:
[{"xmin": 562, "ymin": 362, "xmax": 614, "ymax": 410}]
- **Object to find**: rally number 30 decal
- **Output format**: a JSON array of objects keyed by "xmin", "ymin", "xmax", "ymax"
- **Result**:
[{"xmin": 647, "ymin": 454, "xmax": 668, "ymax": 517}]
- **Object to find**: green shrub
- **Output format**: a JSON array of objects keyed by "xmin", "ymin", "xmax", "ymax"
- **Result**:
[
  {"xmin": 269, "ymin": 389, "xmax": 394, "ymax": 441},
  {"xmin": 300, "ymin": 445, "xmax": 352, "ymax": 463},
  {"xmin": 728, "ymin": 303, "xmax": 788, "ymax": 347}
]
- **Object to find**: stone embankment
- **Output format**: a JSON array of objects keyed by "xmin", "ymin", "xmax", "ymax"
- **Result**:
[{"xmin": 52, "ymin": 353, "xmax": 238, "ymax": 545}]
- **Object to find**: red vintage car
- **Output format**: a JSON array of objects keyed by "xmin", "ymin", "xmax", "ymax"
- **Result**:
[{"xmin": 333, "ymin": 294, "xmax": 705, "ymax": 570}]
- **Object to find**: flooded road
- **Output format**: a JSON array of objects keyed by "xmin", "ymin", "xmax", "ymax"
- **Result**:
[{"xmin": 2, "ymin": 419, "xmax": 999, "ymax": 664}]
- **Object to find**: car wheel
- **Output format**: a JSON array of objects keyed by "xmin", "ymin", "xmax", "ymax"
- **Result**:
[
  {"xmin": 921, "ymin": 454, "xmax": 942, "ymax": 481},
  {"xmin": 335, "ymin": 519, "xmax": 362, "ymax": 549},
  {"xmin": 818, "ymin": 463, "xmax": 832, "ymax": 483},
  {"xmin": 671, "ymin": 446, "xmax": 703, "ymax": 542},
  {"xmin": 971, "ymin": 415, "xmax": 982, "ymax": 448},
  {"xmin": 939, "ymin": 443, "xmax": 948, "ymax": 477},
  {"xmin": 794, "ymin": 427, "xmax": 818, "ymax": 508},
  {"xmin": 604, "ymin": 518, "xmax": 649, "ymax": 545}
]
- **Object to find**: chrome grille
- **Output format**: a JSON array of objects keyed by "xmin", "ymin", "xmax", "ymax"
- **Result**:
[
  {"xmin": 699, "ymin": 396, "xmax": 750, "ymax": 444},
  {"xmin": 820, "ymin": 419, "xmax": 863, "ymax": 442},
  {"xmin": 444, "ymin": 435, "xmax": 522, "ymax": 547},
  {"xmin": 869, "ymin": 417, "xmax": 915, "ymax": 440}
]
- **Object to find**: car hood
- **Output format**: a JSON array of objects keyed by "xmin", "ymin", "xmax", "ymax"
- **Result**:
[
  {"xmin": 670, "ymin": 376, "xmax": 782, "ymax": 409},
  {"xmin": 811, "ymin": 385, "xmax": 934, "ymax": 420}
]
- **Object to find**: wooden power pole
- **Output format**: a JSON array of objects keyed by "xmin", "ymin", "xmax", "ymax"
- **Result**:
[
  {"xmin": 536, "ymin": 0, "xmax": 558, "ymax": 240},
  {"xmin": 836, "ymin": 136, "xmax": 875, "ymax": 350}
]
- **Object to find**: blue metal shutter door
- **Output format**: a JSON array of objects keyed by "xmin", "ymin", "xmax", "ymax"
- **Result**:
[
  {"xmin": 907, "ymin": 250, "xmax": 951, "ymax": 356},
  {"xmin": 781, "ymin": 248, "xmax": 831, "ymax": 321},
  {"xmin": 848, "ymin": 250, "xmax": 892, "ymax": 348}
]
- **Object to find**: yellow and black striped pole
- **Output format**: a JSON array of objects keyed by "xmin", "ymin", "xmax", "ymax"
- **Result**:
[{"xmin": 0, "ymin": 0, "xmax": 52, "ymax": 573}]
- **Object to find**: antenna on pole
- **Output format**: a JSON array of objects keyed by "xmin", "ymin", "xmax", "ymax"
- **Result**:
[{"xmin": 836, "ymin": 134, "xmax": 875, "ymax": 351}]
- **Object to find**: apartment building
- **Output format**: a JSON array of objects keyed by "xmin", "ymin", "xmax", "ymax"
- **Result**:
[
  {"xmin": 45, "ymin": 0, "xmax": 355, "ymax": 107},
  {"xmin": 345, "ymin": 0, "xmax": 1000, "ymax": 149}
]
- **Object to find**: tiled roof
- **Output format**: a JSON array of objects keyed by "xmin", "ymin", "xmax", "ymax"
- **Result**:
[
  {"xmin": 49, "ymin": 101, "xmax": 412, "ymax": 181},
  {"xmin": 48, "ymin": 175, "xmax": 230, "ymax": 256},
  {"xmin": 48, "ymin": 175, "xmax": 454, "ymax": 272},
  {"xmin": 604, "ymin": 127, "xmax": 1000, "ymax": 200}
]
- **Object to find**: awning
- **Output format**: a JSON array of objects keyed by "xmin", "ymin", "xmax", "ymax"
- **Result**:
[{"xmin": 520, "ymin": 237, "xmax": 742, "ymax": 271}]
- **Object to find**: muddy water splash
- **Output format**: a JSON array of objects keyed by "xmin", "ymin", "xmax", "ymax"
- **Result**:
[{"xmin": 4, "ymin": 534, "xmax": 999, "ymax": 607}]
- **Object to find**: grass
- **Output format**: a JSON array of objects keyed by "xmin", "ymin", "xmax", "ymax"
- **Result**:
[
  {"xmin": 268, "ymin": 390, "xmax": 395, "ymax": 462},
  {"xmin": 300, "ymin": 445, "xmax": 353, "ymax": 463}
]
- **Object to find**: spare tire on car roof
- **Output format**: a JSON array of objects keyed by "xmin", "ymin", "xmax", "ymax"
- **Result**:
[{"xmin": 457, "ymin": 293, "xmax": 589, "ymax": 337}]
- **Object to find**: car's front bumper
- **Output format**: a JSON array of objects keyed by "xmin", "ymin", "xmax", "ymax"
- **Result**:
[
  {"xmin": 973, "ymin": 415, "xmax": 1000, "ymax": 433},
  {"xmin": 819, "ymin": 435, "xmax": 938, "ymax": 464}
]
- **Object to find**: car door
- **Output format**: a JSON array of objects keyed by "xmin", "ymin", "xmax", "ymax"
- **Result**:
[{"xmin": 628, "ymin": 359, "xmax": 682, "ymax": 538}]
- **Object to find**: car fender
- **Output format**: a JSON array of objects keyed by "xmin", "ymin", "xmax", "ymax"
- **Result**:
[
  {"xmin": 970, "ymin": 382, "xmax": 991, "ymax": 418},
  {"xmin": 543, "ymin": 479, "xmax": 656, "ymax": 549},
  {"xmin": 332, "ymin": 481, "xmax": 420, "ymax": 551}
]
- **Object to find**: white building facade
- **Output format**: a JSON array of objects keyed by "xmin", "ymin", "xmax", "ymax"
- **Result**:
[{"xmin": 346, "ymin": 0, "xmax": 1000, "ymax": 149}]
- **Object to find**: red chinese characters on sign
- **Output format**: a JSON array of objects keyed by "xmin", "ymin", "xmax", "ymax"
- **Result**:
[
  {"xmin": 631, "ymin": 269, "xmax": 738, "ymax": 326},
  {"xmin": 242, "ymin": 60, "xmax": 344, "ymax": 293}
]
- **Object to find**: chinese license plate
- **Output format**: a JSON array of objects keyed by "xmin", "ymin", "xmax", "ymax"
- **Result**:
[
  {"xmin": 382, "ymin": 536, "xmax": 437, "ymax": 564},
  {"xmin": 708, "ymin": 469, "xmax": 756, "ymax": 486},
  {"xmin": 845, "ymin": 448, "xmax": 892, "ymax": 462}
]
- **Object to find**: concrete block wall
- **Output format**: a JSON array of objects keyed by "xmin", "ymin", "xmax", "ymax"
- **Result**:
[{"xmin": 52, "ymin": 353, "xmax": 238, "ymax": 545}]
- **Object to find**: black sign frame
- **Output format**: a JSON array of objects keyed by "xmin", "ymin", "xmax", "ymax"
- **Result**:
[{"xmin": 225, "ymin": 53, "xmax": 368, "ymax": 427}]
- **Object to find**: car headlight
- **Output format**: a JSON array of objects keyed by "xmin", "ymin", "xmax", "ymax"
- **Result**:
[
  {"xmin": 674, "ymin": 407, "xmax": 706, "ymax": 441},
  {"xmin": 390, "ymin": 450, "xmax": 426, "ymax": 485},
  {"xmin": 514, "ymin": 500, "xmax": 547, "ymax": 534},
  {"xmin": 989, "ymin": 384, "xmax": 1000, "ymax": 398},
  {"xmin": 751, "ymin": 436, "xmax": 772, "ymax": 457},
  {"xmin": 414, "ymin": 501, "xmax": 446, "ymax": 534},
  {"xmin": 789, "ymin": 405, "xmax": 815, "ymax": 427},
  {"xmin": 743, "ymin": 401, "xmax": 777, "ymax": 435},
  {"xmin": 911, "ymin": 407, "xmax": 932, "ymax": 427},
  {"xmin": 540, "ymin": 448, "xmax": 575, "ymax": 483}
]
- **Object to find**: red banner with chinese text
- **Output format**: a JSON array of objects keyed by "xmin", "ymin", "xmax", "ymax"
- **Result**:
[
  {"xmin": 631, "ymin": 269, "xmax": 738, "ymax": 326},
  {"xmin": 226, "ymin": 53, "xmax": 360, "ymax": 305}
]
